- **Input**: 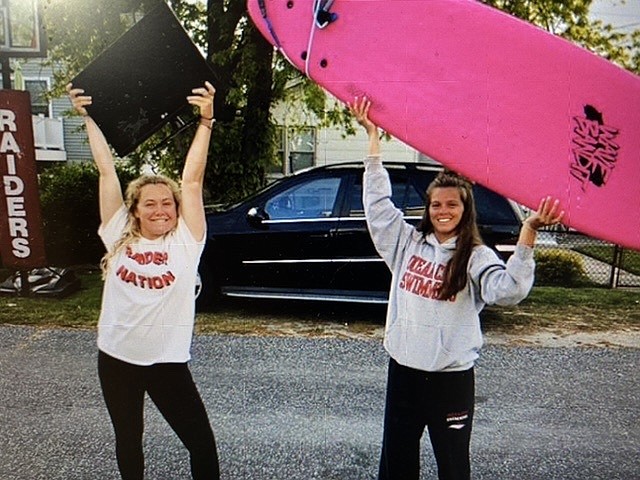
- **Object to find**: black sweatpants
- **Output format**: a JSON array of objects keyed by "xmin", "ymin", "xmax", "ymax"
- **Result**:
[
  {"xmin": 98, "ymin": 351, "xmax": 220, "ymax": 480},
  {"xmin": 378, "ymin": 358, "xmax": 475, "ymax": 480}
]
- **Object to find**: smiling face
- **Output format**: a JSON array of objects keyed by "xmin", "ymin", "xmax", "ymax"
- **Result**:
[
  {"xmin": 134, "ymin": 183, "xmax": 178, "ymax": 239},
  {"xmin": 428, "ymin": 186, "xmax": 465, "ymax": 243}
]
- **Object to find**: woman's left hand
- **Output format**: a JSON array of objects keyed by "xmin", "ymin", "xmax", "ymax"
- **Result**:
[
  {"xmin": 187, "ymin": 81, "xmax": 216, "ymax": 119},
  {"xmin": 524, "ymin": 196, "xmax": 565, "ymax": 231}
]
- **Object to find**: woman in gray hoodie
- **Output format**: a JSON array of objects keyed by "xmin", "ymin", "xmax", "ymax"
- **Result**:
[{"xmin": 349, "ymin": 97, "xmax": 564, "ymax": 480}]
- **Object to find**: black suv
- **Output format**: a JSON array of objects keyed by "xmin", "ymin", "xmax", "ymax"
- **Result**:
[{"xmin": 197, "ymin": 162, "xmax": 523, "ymax": 309}]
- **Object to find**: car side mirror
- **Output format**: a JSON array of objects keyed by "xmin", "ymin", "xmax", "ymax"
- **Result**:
[{"xmin": 247, "ymin": 206, "xmax": 269, "ymax": 228}]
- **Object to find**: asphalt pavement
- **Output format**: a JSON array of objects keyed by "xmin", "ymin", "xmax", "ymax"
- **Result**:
[{"xmin": 0, "ymin": 325, "xmax": 638, "ymax": 480}]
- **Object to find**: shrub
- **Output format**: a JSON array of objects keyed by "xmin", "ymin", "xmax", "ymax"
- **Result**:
[
  {"xmin": 38, "ymin": 162, "xmax": 137, "ymax": 266},
  {"xmin": 534, "ymin": 248, "xmax": 588, "ymax": 286}
]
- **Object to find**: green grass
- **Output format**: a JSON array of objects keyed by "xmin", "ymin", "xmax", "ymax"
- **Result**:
[
  {"xmin": 524, "ymin": 286, "xmax": 640, "ymax": 308},
  {"xmin": 0, "ymin": 271, "xmax": 638, "ymax": 334},
  {"xmin": 574, "ymin": 245, "xmax": 640, "ymax": 276},
  {"xmin": 0, "ymin": 271, "xmax": 103, "ymax": 328},
  {"xmin": 481, "ymin": 286, "xmax": 640, "ymax": 332}
]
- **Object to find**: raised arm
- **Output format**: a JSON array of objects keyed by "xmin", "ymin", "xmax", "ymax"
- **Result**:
[
  {"xmin": 348, "ymin": 96, "xmax": 380, "ymax": 157},
  {"xmin": 180, "ymin": 81, "xmax": 216, "ymax": 242},
  {"xmin": 66, "ymin": 83, "xmax": 123, "ymax": 225},
  {"xmin": 349, "ymin": 97, "xmax": 415, "ymax": 270}
]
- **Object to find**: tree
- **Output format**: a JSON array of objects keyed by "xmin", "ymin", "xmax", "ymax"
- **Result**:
[
  {"xmin": 42, "ymin": 0, "xmax": 639, "ymax": 205},
  {"xmin": 481, "ymin": 0, "xmax": 639, "ymax": 74},
  {"xmin": 44, "ymin": 0, "xmax": 284, "ymax": 203}
]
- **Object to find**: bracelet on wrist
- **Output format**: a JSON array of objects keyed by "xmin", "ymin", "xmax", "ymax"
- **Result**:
[{"xmin": 199, "ymin": 117, "xmax": 215, "ymax": 129}]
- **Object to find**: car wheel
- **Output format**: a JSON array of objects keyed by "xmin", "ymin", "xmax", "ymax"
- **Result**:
[{"xmin": 195, "ymin": 260, "xmax": 221, "ymax": 312}]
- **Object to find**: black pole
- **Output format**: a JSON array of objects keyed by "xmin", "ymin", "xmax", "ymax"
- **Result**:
[
  {"xmin": 0, "ymin": 55, "xmax": 11, "ymax": 89},
  {"xmin": 608, "ymin": 244, "xmax": 622, "ymax": 289}
]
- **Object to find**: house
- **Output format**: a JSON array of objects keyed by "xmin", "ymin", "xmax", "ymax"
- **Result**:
[
  {"xmin": 14, "ymin": 59, "xmax": 91, "ymax": 166},
  {"xmin": 269, "ymin": 84, "xmax": 434, "ymax": 178}
]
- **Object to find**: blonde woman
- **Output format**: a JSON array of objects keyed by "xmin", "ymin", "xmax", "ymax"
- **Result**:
[{"xmin": 67, "ymin": 81, "xmax": 219, "ymax": 480}]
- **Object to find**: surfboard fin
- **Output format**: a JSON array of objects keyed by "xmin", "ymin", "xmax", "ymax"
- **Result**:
[{"xmin": 315, "ymin": 0, "xmax": 338, "ymax": 28}]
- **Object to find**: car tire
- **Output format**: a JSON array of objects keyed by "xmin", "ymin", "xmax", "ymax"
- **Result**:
[{"xmin": 196, "ymin": 254, "xmax": 221, "ymax": 312}]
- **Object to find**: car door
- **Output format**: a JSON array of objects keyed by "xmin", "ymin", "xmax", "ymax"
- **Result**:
[
  {"xmin": 329, "ymin": 167, "xmax": 434, "ymax": 300},
  {"xmin": 223, "ymin": 172, "xmax": 347, "ymax": 295}
]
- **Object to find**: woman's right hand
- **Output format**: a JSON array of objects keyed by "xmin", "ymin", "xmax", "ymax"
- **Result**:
[
  {"xmin": 66, "ymin": 83, "xmax": 92, "ymax": 117},
  {"xmin": 348, "ymin": 96, "xmax": 381, "ymax": 157},
  {"xmin": 348, "ymin": 96, "xmax": 377, "ymax": 137}
]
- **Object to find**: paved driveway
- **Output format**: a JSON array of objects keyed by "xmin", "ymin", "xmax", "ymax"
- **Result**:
[{"xmin": 0, "ymin": 325, "xmax": 638, "ymax": 479}]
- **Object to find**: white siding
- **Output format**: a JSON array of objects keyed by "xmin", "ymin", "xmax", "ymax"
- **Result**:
[
  {"xmin": 61, "ymin": 115, "xmax": 92, "ymax": 162},
  {"xmin": 272, "ymin": 89, "xmax": 428, "ymax": 168},
  {"xmin": 315, "ymin": 126, "xmax": 418, "ymax": 165},
  {"xmin": 18, "ymin": 59, "xmax": 92, "ymax": 162}
]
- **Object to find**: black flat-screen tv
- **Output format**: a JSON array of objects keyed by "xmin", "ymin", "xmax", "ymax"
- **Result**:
[{"xmin": 71, "ymin": 2, "xmax": 217, "ymax": 157}]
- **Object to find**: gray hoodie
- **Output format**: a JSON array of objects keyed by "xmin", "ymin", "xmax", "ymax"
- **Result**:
[{"xmin": 363, "ymin": 158, "xmax": 535, "ymax": 372}]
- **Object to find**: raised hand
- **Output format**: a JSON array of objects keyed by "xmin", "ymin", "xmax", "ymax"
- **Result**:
[
  {"xmin": 187, "ymin": 81, "xmax": 216, "ymax": 120},
  {"xmin": 348, "ymin": 96, "xmax": 377, "ymax": 136},
  {"xmin": 524, "ymin": 196, "xmax": 565, "ymax": 231},
  {"xmin": 66, "ymin": 83, "xmax": 92, "ymax": 117}
]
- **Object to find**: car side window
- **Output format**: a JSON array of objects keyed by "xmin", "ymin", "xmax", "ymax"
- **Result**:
[
  {"xmin": 473, "ymin": 186, "xmax": 519, "ymax": 225},
  {"xmin": 404, "ymin": 182, "xmax": 425, "ymax": 217},
  {"xmin": 265, "ymin": 177, "xmax": 341, "ymax": 220},
  {"xmin": 349, "ymin": 173, "xmax": 425, "ymax": 217}
]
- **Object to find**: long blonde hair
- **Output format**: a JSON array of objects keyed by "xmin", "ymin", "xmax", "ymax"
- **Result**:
[{"xmin": 100, "ymin": 175, "xmax": 182, "ymax": 277}]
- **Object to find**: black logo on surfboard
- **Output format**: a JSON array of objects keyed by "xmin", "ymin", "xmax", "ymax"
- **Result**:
[{"xmin": 570, "ymin": 105, "xmax": 619, "ymax": 190}]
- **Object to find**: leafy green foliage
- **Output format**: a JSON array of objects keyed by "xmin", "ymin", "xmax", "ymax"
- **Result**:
[
  {"xmin": 38, "ymin": 162, "xmax": 137, "ymax": 266},
  {"xmin": 534, "ymin": 248, "xmax": 590, "ymax": 286},
  {"xmin": 43, "ymin": 0, "xmax": 157, "ymax": 93},
  {"xmin": 43, "ymin": 0, "xmax": 279, "ymax": 203}
]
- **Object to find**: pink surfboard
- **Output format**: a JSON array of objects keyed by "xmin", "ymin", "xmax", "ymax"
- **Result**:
[{"xmin": 248, "ymin": 0, "xmax": 640, "ymax": 251}]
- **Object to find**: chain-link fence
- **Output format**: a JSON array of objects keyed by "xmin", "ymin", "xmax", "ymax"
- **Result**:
[{"xmin": 536, "ymin": 230, "xmax": 640, "ymax": 288}]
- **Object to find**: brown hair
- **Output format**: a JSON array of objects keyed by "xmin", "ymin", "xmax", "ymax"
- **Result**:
[
  {"xmin": 100, "ymin": 175, "xmax": 181, "ymax": 277},
  {"xmin": 417, "ymin": 171, "xmax": 484, "ymax": 300}
]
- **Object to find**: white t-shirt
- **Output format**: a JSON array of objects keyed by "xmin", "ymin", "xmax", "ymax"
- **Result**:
[{"xmin": 97, "ymin": 206, "xmax": 205, "ymax": 365}]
